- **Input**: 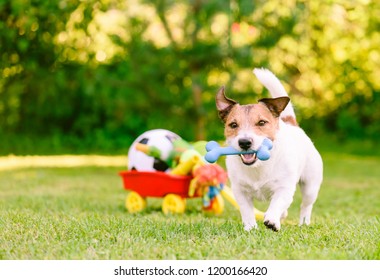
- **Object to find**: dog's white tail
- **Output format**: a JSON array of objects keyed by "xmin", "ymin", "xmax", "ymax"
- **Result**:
[{"xmin": 253, "ymin": 68, "xmax": 297, "ymax": 123}]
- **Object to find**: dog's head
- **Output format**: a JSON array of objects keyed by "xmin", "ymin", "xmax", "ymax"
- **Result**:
[{"xmin": 216, "ymin": 86, "xmax": 289, "ymax": 166}]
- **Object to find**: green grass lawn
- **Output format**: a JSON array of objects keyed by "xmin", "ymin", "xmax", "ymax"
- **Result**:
[{"xmin": 0, "ymin": 151, "xmax": 379, "ymax": 260}]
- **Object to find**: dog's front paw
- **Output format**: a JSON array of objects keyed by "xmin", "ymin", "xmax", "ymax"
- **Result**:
[
  {"xmin": 263, "ymin": 217, "xmax": 281, "ymax": 232},
  {"xmin": 264, "ymin": 220, "xmax": 280, "ymax": 231},
  {"xmin": 244, "ymin": 222, "xmax": 258, "ymax": 231}
]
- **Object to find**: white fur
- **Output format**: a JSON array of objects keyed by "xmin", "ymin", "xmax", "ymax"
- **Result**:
[
  {"xmin": 227, "ymin": 68, "xmax": 323, "ymax": 231},
  {"xmin": 253, "ymin": 68, "xmax": 296, "ymax": 119}
]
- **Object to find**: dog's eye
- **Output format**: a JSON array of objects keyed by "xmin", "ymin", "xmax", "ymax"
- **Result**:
[
  {"xmin": 228, "ymin": 122, "xmax": 239, "ymax": 129},
  {"xmin": 257, "ymin": 120, "xmax": 268, "ymax": 127}
]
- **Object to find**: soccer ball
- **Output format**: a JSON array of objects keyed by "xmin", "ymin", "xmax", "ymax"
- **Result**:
[{"xmin": 127, "ymin": 129, "xmax": 181, "ymax": 172}]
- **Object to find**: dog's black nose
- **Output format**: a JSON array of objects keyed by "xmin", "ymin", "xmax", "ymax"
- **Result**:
[{"xmin": 238, "ymin": 138, "xmax": 253, "ymax": 150}]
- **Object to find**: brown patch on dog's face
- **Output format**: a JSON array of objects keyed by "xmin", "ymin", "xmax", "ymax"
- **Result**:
[
  {"xmin": 281, "ymin": 115, "xmax": 298, "ymax": 126},
  {"xmin": 223, "ymin": 103, "xmax": 280, "ymax": 142}
]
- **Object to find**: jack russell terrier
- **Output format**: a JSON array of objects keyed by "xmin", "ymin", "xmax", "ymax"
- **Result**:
[{"xmin": 215, "ymin": 68, "xmax": 323, "ymax": 231}]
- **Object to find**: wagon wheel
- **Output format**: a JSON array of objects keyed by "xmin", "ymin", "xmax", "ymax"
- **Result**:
[
  {"xmin": 162, "ymin": 194, "xmax": 186, "ymax": 215},
  {"xmin": 204, "ymin": 194, "xmax": 224, "ymax": 215},
  {"xmin": 125, "ymin": 191, "xmax": 147, "ymax": 213}
]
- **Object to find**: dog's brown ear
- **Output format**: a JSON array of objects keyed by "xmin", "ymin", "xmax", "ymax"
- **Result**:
[
  {"xmin": 259, "ymin": 96, "xmax": 290, "ymax": 118},
  {"xmin": 216, "ymin": 86, "xmax": 238, "ymax": 122}
]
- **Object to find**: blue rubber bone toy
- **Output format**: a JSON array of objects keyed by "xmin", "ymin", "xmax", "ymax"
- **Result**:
[{"xmin": 204, "ymin": 138, "xmax": 273, "ymax": 163}]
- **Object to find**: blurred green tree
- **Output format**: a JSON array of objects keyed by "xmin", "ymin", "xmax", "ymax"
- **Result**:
[{"xmin": 1, "ymin": 0, "xmax": 379, "ymax": 154}]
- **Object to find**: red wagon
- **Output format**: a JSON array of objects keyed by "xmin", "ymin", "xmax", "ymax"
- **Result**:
[{"xmin": 119, "ymin": 170, "xmax": 224, "ymax": 214}]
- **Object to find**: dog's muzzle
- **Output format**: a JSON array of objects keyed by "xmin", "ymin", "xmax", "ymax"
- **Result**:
[
  {"xmin": 238, "ymin": 138, "xmax": 253, "ymax": 150},
  {"xmin": 238, "ymin": 138, "xmax": 257, "ymax": 165}
]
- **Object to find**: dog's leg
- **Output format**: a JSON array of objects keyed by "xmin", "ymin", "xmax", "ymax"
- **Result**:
[
  {"xmin": 264, "ymin": 187, "xmax": 295, "ymax": 231},
  {"xmin": 232, "ymin": 185, "xmax": 257, "ymax": 231},
  {"xmin": 299, "ymin": 154, "xmax": 323, "ymax": 225},
  {"xmin": 281, "ymin": 210, "xmax": 288, "ymax": 220},
  {"xmin": 299, "ymin": 181, "xmax": 321, "ymax": 225}
]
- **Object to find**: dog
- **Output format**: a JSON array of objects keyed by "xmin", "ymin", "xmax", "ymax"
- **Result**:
[{"xmin": 215, "ymin": 68, "xmax": 323, "ymax": 231}]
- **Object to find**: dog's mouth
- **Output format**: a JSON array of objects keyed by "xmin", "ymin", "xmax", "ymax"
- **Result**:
[{"xmin": 240, "ymin": 153, "xmax": 257, "ymax": 165}]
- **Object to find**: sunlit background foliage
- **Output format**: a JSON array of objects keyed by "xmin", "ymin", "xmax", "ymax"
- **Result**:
[{"xmin": 1, "ymin": 0, "xmax": 379, "ymax": 154}]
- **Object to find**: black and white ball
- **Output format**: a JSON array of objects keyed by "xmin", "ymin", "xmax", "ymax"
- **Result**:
[{"xmin": 127, "ymin": 129, "xmax": 181, "ymax": 172}]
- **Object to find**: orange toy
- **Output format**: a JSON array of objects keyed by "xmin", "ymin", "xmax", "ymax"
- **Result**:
[{"xmin": 188, "ymin": 164, "xmax": 228, "ymax": 214}]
